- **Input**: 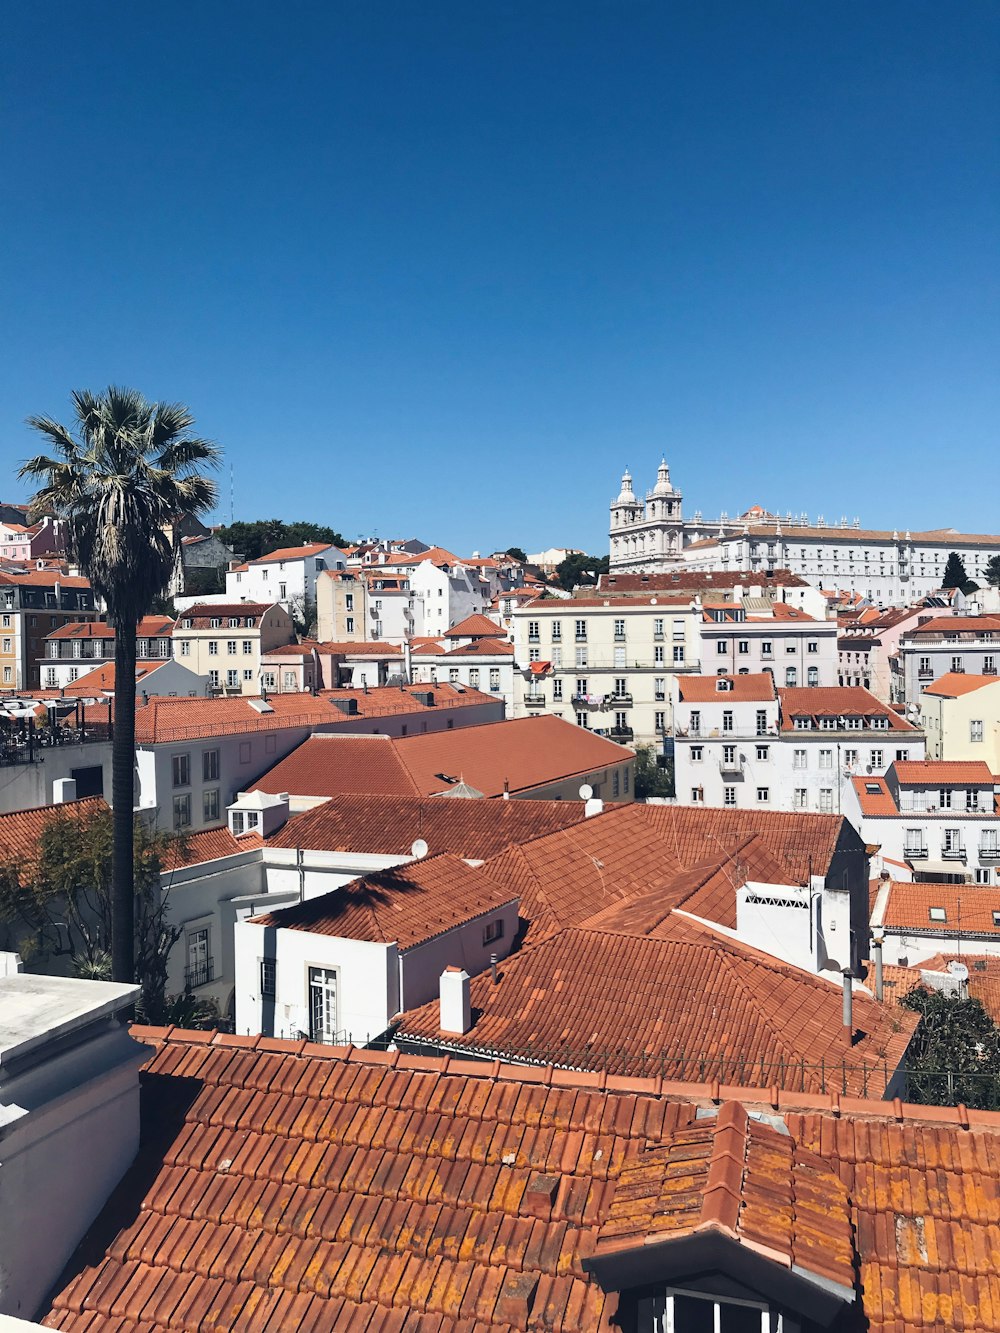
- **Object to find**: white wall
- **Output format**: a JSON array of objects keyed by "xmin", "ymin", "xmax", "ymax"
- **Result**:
[{"xmin": 0, "ymin": 740, "xmax": 113, "ymax": 815}]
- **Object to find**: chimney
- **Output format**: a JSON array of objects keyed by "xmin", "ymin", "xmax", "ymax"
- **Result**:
[
  {"xmin": 584, "ymin": 797, "xmax": 604, "ymax": 818},
  {"xmin": 439, "ymin": 967, "xmax": 471, "ymax": 1035},
  {"xmin": 0, "ymin": 974, "xmax": 143, "ymax": 1319},
  {"xmin": 52, "ymin": 777, "xmax": 77, "ymax": 804},
  {"xmin": 871, "ymin": 934, "xmax": 884, "ymax": 1002},
  {"xmin": 842, "ymin": 971, "xmax": 853, "ymax": 1033},
  {"xmin": 490, "ymin": 952, "xmax": 498, "ymax": 985}
]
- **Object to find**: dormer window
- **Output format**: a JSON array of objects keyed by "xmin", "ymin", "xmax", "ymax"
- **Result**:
[
  {"xmin": 210, "ymin": 617, "xmax": 221, "ymax": 628},
  {"xmin": 792, "ymin": 717, "xmax": 812, "ymax": 730},
  {"xmin": 716, "ymin": 678, "xmax": 731, "ymax": 692}
]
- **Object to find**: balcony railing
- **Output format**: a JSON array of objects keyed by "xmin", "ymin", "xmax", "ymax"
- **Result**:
[
  {"xmin": 979, "ymin": 845, "xmax": 1000, "ymax": 861},
  {"xmin": 185, "ymin": 957, "xmax": 215, "ymax": 990},
  {"xmin": 608, "ymin": 726, "xmax": 633, "ymax": 741},
  {"xmin": 523, "ymin": 694, "xmax": 546, "ymax": 707},
  {"xmin": 609, "ymin": 693, "xmax": 632, "ymax": 705},
  {"xmin": 941, "ymin": 846, "xmax": 967, "ymax": 861},
  {"xmin": 674, "ymin": 726, "xmax": 779, "ymax": 739},
  {"xmin": 904, "ymin": 845, "xmax": 928, "ymax": 859},
  {"xmin": 718, "ymin": 757, "xmax": 744, "ymax": 777}
]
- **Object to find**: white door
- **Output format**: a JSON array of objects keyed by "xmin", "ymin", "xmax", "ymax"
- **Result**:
[{"xmin": 309, "ymin": 967, "xmax": 338, "ymax": 1043}]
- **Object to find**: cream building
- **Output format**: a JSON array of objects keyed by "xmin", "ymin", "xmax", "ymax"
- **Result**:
[
  {"xmin": 511, "ymin": 594, "xmax": 700, "ymax": 745},
  {"xmin": 173, "ymin": 601, "xmax": 295, "ymax": 695},
  {"xmin": 315, "ymin": 569, "xmax": 419, "ymax": 644},
  {"xmin": 920, "ymin": 673, "xmax": 1000, "ymax": 769}
]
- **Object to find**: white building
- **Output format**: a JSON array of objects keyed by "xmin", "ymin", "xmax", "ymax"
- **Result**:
[
  {"xmin": 845, "ymin": 759, "xmax": 1000, "ymax": 886},
  {"xmin": 315, "ymin": 568, "xmax": 420, "ymax": 644},
  {"xmin": 410, "ymin": 638, "xmax": 515, "ymax": 713},
  {"xmin": 226, "ymin": 541, "xmax": 346, "ymax": 617},
  {"xmin": 375, "ymin": 547, "xmax": 493, "ymax": 636},
  {"xmin": 697, "ymin": 598, "xmax": 838, "ymax": 688},
  {"xmin": 672, "ymin": 678, "xmax": 924, "ymax": 815},
  {"xmin": 511, "ymin": 594, "xmax": 700, "ymax": 745},
  {"xmin": 39, "ymin": 616, "xmax": 174, "ymax": 690}
]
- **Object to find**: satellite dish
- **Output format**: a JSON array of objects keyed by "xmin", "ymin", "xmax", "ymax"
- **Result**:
[
  {"xmin": 947, "ymin": 961, "xmax": 969, "ymax": 982},
  {"xmin": 410, "ymin": 838, "xmax": 429, "ymax": 860},
  {"xmin": 579, "ymin": 784, "xmax": 593, "ymax": 801}
]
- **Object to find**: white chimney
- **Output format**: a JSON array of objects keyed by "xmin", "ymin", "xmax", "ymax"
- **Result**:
[
  {"xmin": 0, "ymin": 974, "xmax": 143, "ymax": 1319},
  {"xmin": 585, "ymin": 797, "xmax": 604, "ymax": 818},
  {"xmin": 52, "ymin": 777, "xmax": 77, "ymax": 804},
  {"xmin": 439, "ymin": 967, "xmax": 471, "ymax": 1035}
]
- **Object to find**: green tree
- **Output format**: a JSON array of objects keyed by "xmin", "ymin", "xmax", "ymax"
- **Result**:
[
  {"xmin": 215, "ymin": 518, "xmax": 345, "ymax": 561},
  {"xmin": 555, "ymin": 551, "xmax": 609, "ymax": 591},
  {"xmin": 0, "ymin": 803, "xmax": 184, "ymax": 1020},
  {"xmin": 632, "ymin": 743, "xmax": 675, "ymax": 799},
  {"xmin": 504, "ymin": 546, "xmax": 527, "ymax": 563},
  {"xmin": 900, "ymin": 985, "xmax": 1000, "ymax": 1108},
  {"xmin": 20, "ymin": 387, "xmax": 219, "ymax": 984},
  {"xmin": 985, "ymin": 555, "xmax": 1000, "ymax": 588},
  {"xmin": 942, "ymin": 551, "xmax": 969, "ymax": 590}
]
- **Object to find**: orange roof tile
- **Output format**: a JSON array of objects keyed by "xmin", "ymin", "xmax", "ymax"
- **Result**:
[
  {"xmin": 249, "ymin": 542, "xmax": 340, "ymax": 564},
  {"xmin": 779, "ymin": 685, "xmax": 916, "ymax": 730},
  {"xmin": 879, "ymin": 880, "xmax": 1000, "ymax": 936},
  {"xmin": 312, "ymin": 640, "xmax": 404, "ymax": 655},
  {"xmin": 893, "ymin": 758, "xmax": 995, "ymax": 784},
  {"xmin": 253, "ymin": 853, "xmax": 515, "ymax": 949},
  {"xmin": 0, "ymin": 797, "xmax": 107, "ymax": 870},
  {"xmin": 441, "ymin": 637, "xmax": 514, "ymax": 657},
  {"xmin": 254, "ymin": 716, "xmax": 633, "ymax": 800},
  {"xmin": 599, "ymin": 569, "xmax": 809, "ymax": 592},
  {"xmin": 906, "ymin": 615, "xmax": 1000, "ymax": 636},
  {"xmin": 850, "ymin": 775, "xmax": 898, "ymax": 816},
  {"xmin": 45, "ymin": 615, "xmax": 172, "ymax": 641},
  {"xmin": 270, "ymin": 794, "xmax": 588, "ymax": 857},
  {"xmin": 61, "ymin": 660, "xmax": 176, "ymax": 694},
  {"xmin": 42, "ymin": 1030, "xmax": 1000, "ymax": 1333},
  {"xmin": 677, "ymin": 673, "xmax": 776, "ymax": 702},
  {"xmin": 161, "ymin": 825, "xmax": 264, "ymax": 871},
  {"xmin": 444, "ymin": 613, "xmax": 506, "ymax": 638},
  {"xmin": 398, "ymin": 920, "xmax": 914, "ymax": 1095},
  {"xmin": 923, "ymin": 672, "xmax": 1000, "ymax": 697}
]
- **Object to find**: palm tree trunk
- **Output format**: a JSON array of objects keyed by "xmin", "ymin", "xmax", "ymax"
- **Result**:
[{"xmin": 111, "ymin": 625, "xmax": 137, "ymax": 983}]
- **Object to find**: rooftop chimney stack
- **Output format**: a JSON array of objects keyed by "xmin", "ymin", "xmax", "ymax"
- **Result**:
[
  {"xmin": 52, "ymin": 777, "xmax": 77, "ymax": 804},
  {"xmin": 439, "ymin": 967, "xmax": 471, "ymax": 1035},
  {"xmin": 871, "ymin": 934, "xmax": 884, "ymax": 1002},
  {"xmin": 842, "ymin": 970, "xmax": 853, "ymax": 1034}
]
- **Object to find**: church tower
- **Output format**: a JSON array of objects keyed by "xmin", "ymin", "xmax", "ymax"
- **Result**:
[{"xmin": 608, "ymin": 459, "xmax": 685, "ymax": 573}]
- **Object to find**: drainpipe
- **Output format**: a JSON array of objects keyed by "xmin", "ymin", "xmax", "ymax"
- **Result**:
[{"xmin": 842, "ymin": 970, "xmax": 853, "ymax": 1034}]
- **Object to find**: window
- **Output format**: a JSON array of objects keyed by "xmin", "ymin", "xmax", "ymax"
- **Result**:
[
  {"xmin": 819, "ymin": 788, "xmax": 833, "ymax": 812},
  {"xmin": 613, "ymin": 619, "xmax": 625, "ymax": 640},
  {"xmin": 756, "ymin": 744, "xmax": 769, "ymax": 761},
  {"xmin": 737, "ymin": 639, "xmax": 749, "ymax": 655},
  {"xmin": 672, "ymin": 618, "xmax": 685, "ymax": 639},
  {"xmin": 929, "ymin": 906, "xmax": 947, "ymax": 923},
  {"xmin": 172, "ymin": 793, "xmax": 192, "ymax": 829},
  {"xmin": 242, "ymin": 639, "xmax": 253, "ymax": 655},
  {"xmin": 870, "ymin": 748, "xmax": 883, "ymax": 768},
  {"xmin": 208, "ymin": 640, "xmax": 219, "ymax": 656},
  {"xmin": 690, "ymin": 787, "xmax": 703, "ymax": 802},
  {"xmin": 723, "ymin": 786, "xmax": 736, "ymax": 806},
  {"xmin": 203, "ymin": 789, "xmax": 220, "ymax": 822},
  {"xmin": 345, "ymin": 593, "xmax": 354, "ymax": 611},
  {"xmin": 346, "ymin": 618, "xmax": 354, "ymax": 634},
  {"xmin": 722, "ymin": 710, "xmax": 733, "ymax": 732},
  {"xmin": 807, "ymin": 640, "xmax": 818, "ymax": 653},
  {"xmin": 185, "ymin": 927, "xmax": 210, "ymax": 986},
  {"xmin": 489, "ymin": 669, "xmax": 500, "ymax": 691},
  {"xmin": 309, "ymin": 966, "xmax": 338, "ymax": 1043},
  {"xmin": 807, "ymin": 666, "xmax": 819, "ymax": 686},
  {"xmin": 785, "ymin": 666, "xmax": 797, "ymax": 686},
  {"xmin": 613, "ymin": 771, "xmax": 620, "ymax": 797},
  {"xmin": 756, "ymin": 786, "xmax": 769, "ymax": 803},
  {"xmin": 654, "ymin": 677, "xmax": 666, "ymax": 700},
  {"xmin": 172, "ymin": 754, "xmax": 191, "ymax": 787},
  {"xmin": 208, "ymin": 669, "xmax": 219, "ymax": 687},
  {"xmin": 575, "ymin": 647, "xmax": 588, "ymax": 668},
  {"xmin": 819, "ymin": 748, "xmax": 833, "ymax": 768},
  {"xmin": 844, "ymin": 749, "xmax": 858, "ymax": 767},
  {"xmin": 623, "ymin": 767, "xmax": 630, "ymax": 793},
  {"xmin": 551, "ymin": 621, "xmax": 562, "ymax": 640},
  {"xmin": 259, "ymin": 957, "xmax": 277, "ymax": 997},
  {"xmin": 483, "ymin": 919, "xmax": 504, "ymax": 945},
  {"xmin": 551, "ymin": 646, "xmax": 562, "ymax": 667},
  {"xmin": 760, "ymin": 641, "xmax": 772, "ymax": 658},
  {"xmin": 939, "ymin": 788, "xmax": 953, "ymax": 808},
  {"xmin": 690, "ymin": 745, "xmax": 703, "ymax": 761},
  {"xmin": 653, "ymin": 618, "xmax": 664, "ymax": 638},
  {"xmin": 576, "ymin": 711, "xmax": 590, "ymax": 728},
  {"xmin": 552, "ymin": 679, "xmax": 563, "ymax": 701},
  {"xmin": 952, "ymin": 656, "xmax": 963, "ymax": 673},
  {"xmin": 239, "ymin": 741, "xmax": 252, "ymax": 764},
  {"xmin": 794, "ymin": 788, "xmax": 807, "ymax": 809},
  {"xmin": 755, "ymin": 709, "xmax": 768, "ymax": 735},
  {"xmin": 614, "ymin": 677, "xmax": 628, "ymax": 697},
  {"xmin": 971, "ymin": 720, "xmax": 984, "ymax": 742},
  {"xmin": 469, "ymin": 668, "xmax": 480, "ymax": 688},
  {"xmin": 613, "ymin": 645, "xmax": 626, "ymax": 668},
  {"xmin": 243, "ymin": 669, "xmax": 254, "ymax": 681},
  {"xmin": 574, "ymin": 619, "xmax": 587, "ymax": 640},
  {"xmin": 672, "ymin": 644, "xmax": 685, "ymax": 664},
  {"xmin": 689, "ymin": 710, "xmax": 701, "ymax": 735},
  {"xmin": 528, "ymin": 620, "xmax": 540, "ymax": 641},
  {"xmin": 655, "ymin": 710, "xmax": 665, "ymax": 731},
  {"xmin": 717, "ymin": 640, "xmax": 728, "ymax": 655},
  {"xmin": 723, "ymin": 744, "xmax": 736, "ymax": 765},
  {"xmin": 278, "ymin": 583, "xmax": 287, "ymax": 600},
  {"xmin": 2, "ymin": 667, "xmax": 10, "ymax": 683},
  {"xmin": 226, "ymin": 669, "xmax": 239, "ymax": 688},
  {"xmin": 203, "ymin": 749, "xmax": 220, "ymax": 781},
  {"xmin": 943, "ymin": 827, "xmax": 964, "ymax": 855},
  {"xmin": 210, "ymin": 617, "xmax": 221, "ymax": 629},
  {"xmin": 226, "ymin": 640, "xmax": 237, "ymax": 655},
  {"xmin": 449, "ymin": 667, "xmax": 460, "ymax": 682}
]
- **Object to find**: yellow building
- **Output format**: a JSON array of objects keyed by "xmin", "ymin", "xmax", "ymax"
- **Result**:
[{"xmin": 920, "ymin": 672, "xmax": 1000, "ymax": 769}]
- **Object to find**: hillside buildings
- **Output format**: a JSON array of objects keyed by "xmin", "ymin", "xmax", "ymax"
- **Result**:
[
  {"xmin": 173, "ymin": 601, "xmax": 295, "ymax": 694},
  {"xmin": 0, "ymin": 568, "xmax": 96, "ymax": 689}
]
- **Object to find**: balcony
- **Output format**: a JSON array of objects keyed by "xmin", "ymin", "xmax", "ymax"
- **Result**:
[
  {"xmin": 718, "ymin": 755, "xmax": 744, "ymax": 777},
  {"xmin": 528, "ymin": 634, "xmax": 540, "ymax": 644},
  {"xmin": 941, "ymin": 846, "xmax": 967, "ymax": 861},
  {"xmin": 904, "ymin": 845, "xmax": 928, "ymax": 860},
  {"xmin": 613, "ymin": 633, "xmax": 626, "ymax": 643},
  {"xmin": 979, "ymin": 844, "xmax": 1000, "ymax": 861},
  {"xmin": 608, "ymin": 726, "xmax": 634, "ymax": 741},
  {"xmin": 185, "ymin": 957, "xmax": 215, "ymax": 989},
  {"xmin": 610, "ymin": 693, "xmax": 632, "ymax": 705},
  {"xmin": 523, "ymin": 694, "xmax": 546, "ymax": 708}
]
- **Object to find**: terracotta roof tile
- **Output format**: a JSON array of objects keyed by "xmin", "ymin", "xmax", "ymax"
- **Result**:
[
  {"xmin": 0, "ymin": 797, "xmax": 107, "ymax": 871},
  {"xmin": 269, "ymin": 795, "xmax": 588, "ymax": 857},
  {"xmin": 922, "ymin": 672, "xmax": 1000, "ymax": 698},
  {"xmin": 396, "ymin": 923, "xmax": 915, "ymax": 1096},
  {"xmin": 254, "ymin": 716, "xmax": 633, "ymax": 801},
  {"xmin": 893, "ymin": 759, "xmax": 995, "ymax": 784},
  {"xmin": 249, "ymin": 543, "xmax": 341, "ymax": 564},
  {"xmin": 906, "ymin": 615, "xmax": 1000, "ymax": 636},
  {"xmin": 779, "ymin": 685, "xmax": 916, "ymax": 731},
  {"xmin": 45, "ymin": 616, "xmax": 172, "ymax": 641},
  {"xmin": 252, "ymin": 854, "xmax": 515, "ymax": 950},
  {"xmin": 444, "ymin": 615, "xmax": 506, "ymax": 639},
  {"xmin": 879, "ymin": 880, "xmax": 1000, "ymax": 937},
  {"xmin": 677, "ymin": 674, "xmax": 776, "ymax": 702},
  {"xmin": 850, "ymin": 776, "xmax": 898, "ymax": 816}
]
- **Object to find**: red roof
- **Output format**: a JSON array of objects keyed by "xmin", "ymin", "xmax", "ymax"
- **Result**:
[
  {"xmin": 399, "ymin": 919, "xmax": 914, "ymax": 1095},
  {"xmin": 441, "ymin": 638, "xmax": 514, "ymax": 657},
  {"xmin": 677, "ymin": 673, "xmax": 776, "ymax": 702},
  {"xmin": 923, "ymin": 672, "xmax": 1000, "ymax": 697},
  {"xmin": 893, "ymin": 759, "xmax": 995, "ymax": 785},
  {"xmin": 0, "ymin": 797, "xmax": 107, "ymax": 869},
  {"xmin": 180, "ymin": 602, "xmax": 273, "ymax": 622},
  {"xmin": 907, "ymin": 615, "xmax": 1000, "ymax": 636},
  {"xmin": 778, "ymin": 685, "xmax": 916, "ymax": 730},
  {"xmin": 599, "ymin": 569, "xmax": 809, "ymax": 592},
  {"xmin": 270, "ymin": 794, "xmax": 588, "ymax": 857},
  {"xmin": 879, "ymin": 880, "xmax": 1000, "ymax": 936},
  {"xmin": 252, "ymin": 854, "xmax": 515, "ymax": 950},
  {"xmin": 40, "ymin": 1028, "xmax": 1000, "ymax": 1333},
  {"xmin": 249, "ymin": 542, "xmax": 340, "ymax": 564},
  {"xmin": 60, "ymin": 661, "xmax": 176, "ymax": 694},
  {"xmin": 444, "ymin": 613, "xmax": 506, "ymax": 638},
  {"xmin": 253, "ymin": 715, "xmax": 633, "ymax": 800},
  {"xmin": 312, "ymin": 640, "xmax": 404, "ymax": 656},
  {"xmin": 849, "ymin": 776, "xmax": 898, "ymax": 816},
  {"xmin": 45, "ymin": 615, "xmax": 172, "ymax": 641},
  {"xmin": 161, "ymin": 825, "xmax": 264, "ymax": 871}
]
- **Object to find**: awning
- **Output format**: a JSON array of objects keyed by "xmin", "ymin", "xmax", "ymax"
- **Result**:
[
  {"xmin": 912, "ymin": 859, "xmax": 970, "ymax": 881},
  {"xmin": 529, "ymin": 661, "xmax": 552, "ymax": 675}
]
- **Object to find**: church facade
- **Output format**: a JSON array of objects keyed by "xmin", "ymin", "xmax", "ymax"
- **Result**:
[{"xmin": 608, "ymin": 460, "xmax": 685, "ymax": 573}]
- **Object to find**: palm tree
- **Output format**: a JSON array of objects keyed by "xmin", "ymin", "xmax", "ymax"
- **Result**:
[{"xmin": 20, "ymin": 387, "xmax": 219, "ymax": 984}]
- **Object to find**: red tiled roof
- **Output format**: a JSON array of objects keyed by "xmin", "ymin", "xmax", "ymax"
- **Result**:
[
  {"xmin": 249, "ymin": 542, "xmax": 340, "ymax": 564},
  {"xmin": 879, "ymin": 880, "xmax": 1000, "ymax": 936},
  {"xmin": 252, "ymin": 853, "xmax": 515, "ymax": 950},
  {"xmin": 441, "ymin": 638, "xmax": 514, "ymax": 657},
  {"xmin": 45, "ymin": 615, "xmax": 172, "ymax": 641},
  {"xmin": 41, "ymin": 1030, "xmax": 1000, "ymax": 1333},
  {"xmin": 444, "ymin": 613, "xmax": 505, "ymax": 638},
  {"xmin": 906, "ymin": 615, "xmax": 1000, "ymax": 636},
  {"xmin": 778, "ymin": 686, "xmax": 916, "ymax": 730},
  {"xmin": 254, "ymin": 716, "xmax": 633, "ymax": 801},
  {"xmin": 553, "ymin": 595, "xmax": 691, "ymax": 609},
  {"xmin": 923, "ymin": 672, "xmax": 1000, "ymax": 697},
  {"xmin": 381, "ymin": 544, "xmax": 462, "ymax": 566},
  {"xmin": 599, "ymin": 569, "xmax": 809, "ymax": 592},
  {"xmin": 161, "ymin": 826, "xmax": 264, "ymax": 871},
  {"xmin": 880, "ymin": 953, "xmax": 1000, "ymax": 1024},
  {"xmin": 677, "ymin": 673, "xmax": 776, "ymax": 702},
  {"xmin": 180, "ymin": 602, "xmax": 273, "ymax": 622},
  {"xmin": 398, "ymin": 920, "xmax": 914, "ymax": 1096},
  {"xmin": 593, "ymin": 1101, "xmax": 855, "ymax": 1295},
  {"xmin": 61, "ymin": 660, "xmax": 175, "ymax": 694},
  {"xmin": 270, "ymin": 794, "xmax": 588, "ymax": 857},
  {"xmin": 312, "ymin": 640, "xmax": 404, "ymax": 656},
  {"xmin": 849, "ymin": 776, "xmax": 898, "ymax": 816},
  {"xmin": 0, "ymin": 797, "xmax": 107, "ymax": 870},
  {"xmin": 893, "ymin": 758, "xmax": 995, "ymax": 784},
  {"xmin": 0, "ymin": 569, "xmax": 91, "ymax": 588}
]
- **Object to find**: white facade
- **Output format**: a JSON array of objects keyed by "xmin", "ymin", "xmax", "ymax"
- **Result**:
[
  {"xmin": 697, "ymin": 605, "xmax": 838, "ymax": 688},
  {"xmin": 672, "ymin": 681, "xmax": 925, "ymax": 816},
  {"xmin": 407, "ymin": 560, "xmax": 491, "ymax": 637},
  {"xmin": 226, "ymin": 543, "xmax": 346, "ymax": 614},
  {"xmin": 410, "ymin": 646, "xmax": 515, "ymax": 713},
  {"xmin": 511, "ymin": 596, "xmax": 700, "ymax": 745}
]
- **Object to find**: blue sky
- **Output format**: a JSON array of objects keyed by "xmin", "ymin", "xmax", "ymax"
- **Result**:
[{"xmin": 2, "ymin": 2, "xmax": 997, "ymax": 555}]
